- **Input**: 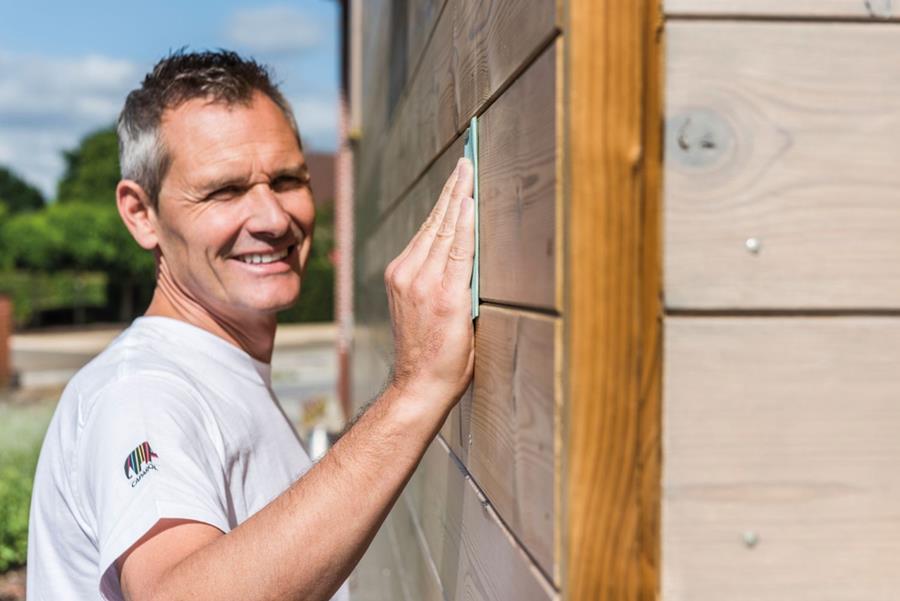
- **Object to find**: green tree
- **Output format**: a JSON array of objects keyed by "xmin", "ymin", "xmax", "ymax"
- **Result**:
[
  {"xmin": 2, "ymin": 209, "xmax": 61, "ymax": 271},
  {"xmin": 0, "ymin": 166, "xmax": 45, "ymax": 213},
  {"xmin": 53, "ymin": 127, "xmax": 155, "ymax": 319},
  {"xmin": 0, "ymin": 202, "xmax": 8, "ymax": 270},
  {"xmin": 56, "ymin": 127, "xmax": 120, "ymax": 205},
  {"xmin": 277, "ymin": 202, "xmax": 335, "ymax": 323}
]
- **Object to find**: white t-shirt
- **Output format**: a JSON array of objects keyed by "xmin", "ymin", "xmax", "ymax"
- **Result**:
[{"xmin": 27, "ymin": 316, "xmax": 349, "ymax": 601}]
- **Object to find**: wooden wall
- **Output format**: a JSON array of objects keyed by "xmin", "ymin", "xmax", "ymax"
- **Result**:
[
  {"xmin": 350, "ymin": 0, "xmax": 562, "ymax": 599},
  {"xmin": 663, "ymin": 2, "xmax": 900, "ymax": 599},
  {"xmin": 350, "ymin": 0, "xmax": 900, "ymax": 599}
]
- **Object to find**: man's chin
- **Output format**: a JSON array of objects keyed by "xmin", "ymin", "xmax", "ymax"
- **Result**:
[
  {"xmin": 252, "ymin": 290, "xmax": 301, "ymax": 315},
  {"xmin": 234, "ymin": 280, "xmax": 301, "ymax": 314}
]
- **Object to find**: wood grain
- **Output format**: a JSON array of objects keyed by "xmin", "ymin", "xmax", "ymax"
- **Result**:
[
  {"xmin": 566, "ymin": 0, "xmax": 663, "ymax": 599},
  {"xmin": 665, "ymin": 0, "xmax": 900, "ymax": 18},
  {"xmin": 406, "ymin": 0, "xmax": 447, "ymax": 86},
  {"xmin": 479, "ymin": 43, "xmax": 560, "ymax": 311},
  {"xmin": 666, "ymin": 22, "xmax": 900, "ymax": 310},
  {"xmin": 664, "ymin": 317, "xmax": 900, "ymax": 600},
  {"xmin": 460, "ymin": 305, "xmax": 559, "ymax": 579},
  {"xmin": 352, "ymin": 0, "xmax": 566, "ymax": 595},
  {"xmin": 354, "ymin": 298, "xmax": 560, "ymax": 581},
  {"xmin": 451, "ymin": 0, "xmax": 559, "ymax": 126},
  {"xmin": 367, "ymin": 0, "xmax": 560, "ymax": 219},
  {"xmin": 362, "ymin": 44, "xmax": 561, "ymax": 312},
  {"xmin": 407, "ymin": 438, "xmax": 558, "ymax": 601},
  {"xmin": 360, "ymin": 136, "xmax": 466, "ymax": 289}
]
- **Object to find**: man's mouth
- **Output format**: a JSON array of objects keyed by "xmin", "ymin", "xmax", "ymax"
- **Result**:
[{"xmin": 233, "ymin": 245, "xmax": 295, "ymax": 265}]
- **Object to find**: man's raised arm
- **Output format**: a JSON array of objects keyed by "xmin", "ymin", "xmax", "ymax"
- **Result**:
[{"xmin": 117, "ymin": 158, "xmax": 476, "ymax": 601}]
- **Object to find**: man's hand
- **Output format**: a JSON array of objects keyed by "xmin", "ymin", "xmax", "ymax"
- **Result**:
[{"xmin": 384, "ymin": 157, "xmax": 476, "ymax": 411}]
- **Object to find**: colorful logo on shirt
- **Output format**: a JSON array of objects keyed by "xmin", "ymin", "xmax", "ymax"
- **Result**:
[{"xmin": 124, "ymin": 441, "xmax": 159, "ymax": 486}]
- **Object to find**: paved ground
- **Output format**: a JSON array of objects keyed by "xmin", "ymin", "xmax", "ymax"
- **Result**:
[{"xmin": 10, "ymin": 321, "xmax": 344, "ymax": 435}]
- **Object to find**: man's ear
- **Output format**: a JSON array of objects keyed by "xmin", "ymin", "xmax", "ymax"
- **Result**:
[{"xmin": 116, "ymin": 180, "xmax": 159, "ymax": 250}]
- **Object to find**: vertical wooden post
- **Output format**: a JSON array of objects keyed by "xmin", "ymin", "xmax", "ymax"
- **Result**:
[
  {"xmin": 0, "ymin": 295, "xmax": 12, "ymax": 388},
  {"xmin": 565, "ymin": 0, "xmax": 663, "ymax": 599}
]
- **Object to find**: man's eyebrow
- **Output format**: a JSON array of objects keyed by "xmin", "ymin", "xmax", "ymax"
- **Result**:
[
  {"xmin": 272, "ymin": 163, "xmax": 310, "ymax": 181},
  {"xmin": 197, "ymin": 173, "xmax": 251, "ymax": 195},
  {"xmin": 196, "ymin": 164, "xmax": 309, "ymax": 196}
]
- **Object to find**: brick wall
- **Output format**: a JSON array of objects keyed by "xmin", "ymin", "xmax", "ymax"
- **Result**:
[{"xmin": 0, "ymin": 295, "xmax": 11, "ymax": 388}]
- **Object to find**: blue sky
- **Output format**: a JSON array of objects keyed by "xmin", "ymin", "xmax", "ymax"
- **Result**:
[{"xmin": 0, "ymin": 0, "xmax": 340, "ymax": 198}]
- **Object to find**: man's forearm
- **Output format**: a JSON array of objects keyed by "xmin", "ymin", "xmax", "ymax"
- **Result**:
[{"xmin": 146, "ymin": 385, "xmax": 446, "ymax": 601}]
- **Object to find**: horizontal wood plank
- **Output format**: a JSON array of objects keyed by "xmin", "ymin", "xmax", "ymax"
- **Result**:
[
  {"xmin": 666, "ymin": 0, "xmax": 900, "ymax": 18},
  {"xmin": 665, "ymin": 22, "xmax": 900, "ymax": 309},
  {"xmin": 407, "ymin": 438, "xmax": 558, "ymax": 601},
  {"xmin": 479, "ymin": 43, "xmax": 560, "ymax": 310},
  {"xmin": 441, "ymin": 305, "xmax": 559, "ymax": 579},
  {"xmin": 664, "ymin": 317, "xmax": 900, "ymax": 600},
  {"xmin": 407, "ymin": 0, "xmax": 447, "ymax": 86}
]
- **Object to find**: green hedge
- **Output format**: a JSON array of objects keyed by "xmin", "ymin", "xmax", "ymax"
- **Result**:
[
  {"xmin": 0, "ymin": 448, "xmax": 38, "ymax": 571},
  {"xmin": 0, "ymin": 403, "xmax": 53, "ymax": 573},
  {"xmin": 277, "ymin": 253, "xmax": 335, "ymax": 324},
  {"xmin": 0, "ymin": 270, "xmax": 107, "ymax": 326}
]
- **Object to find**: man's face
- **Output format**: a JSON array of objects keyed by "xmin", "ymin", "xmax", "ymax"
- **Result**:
[{"xmin": 153, "ymin": 91, "xmax": 314, "ymax": 319}]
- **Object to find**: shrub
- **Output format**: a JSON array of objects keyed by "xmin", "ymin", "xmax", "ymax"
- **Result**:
[
  {"xmin": 0, "ymin": 448, "xmax": 38, "ymax": 572},
  {"xmin": 0, "ymin": 403, "xmax": 54, "ymax": 574}
]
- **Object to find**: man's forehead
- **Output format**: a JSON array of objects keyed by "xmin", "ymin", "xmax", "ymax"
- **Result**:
[{"xmin": 160, "ymin": 92, "xmax": 303, "ymax": 179}]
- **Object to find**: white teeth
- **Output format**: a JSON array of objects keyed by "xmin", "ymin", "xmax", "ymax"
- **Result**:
[{"xmin": 237, "ymin": 248, "xmax": 290, "ymax": 265}]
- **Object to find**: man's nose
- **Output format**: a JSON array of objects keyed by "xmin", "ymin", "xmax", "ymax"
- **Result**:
[{"xmin": 245, "ymin": 183, "xmax": 292, "ymax": 236}]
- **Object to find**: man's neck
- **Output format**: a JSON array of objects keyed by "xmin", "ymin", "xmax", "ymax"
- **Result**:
[{"xmin": 144, "ymin": 283, "xmax": 277, "ymax": 364}]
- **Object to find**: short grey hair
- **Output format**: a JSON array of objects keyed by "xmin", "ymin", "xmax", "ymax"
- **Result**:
[{"xmin": 117, "ymin": 49, "xmax": 302, "ymax": 210}]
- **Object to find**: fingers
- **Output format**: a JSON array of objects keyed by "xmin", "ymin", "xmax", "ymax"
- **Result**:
[
  {"xmin": 442, "ymin": 195, "xmax": 475, "ymax": 291},
  {"xmin": 453, "ymin": 157, "xmax": 474, "ymax": 203},
  {"xmin": 420, "ymin": 192, "xmax": 464, "ymax": 283},
  {"xmin": 392, "ymin": 158, "xmax": 466, "ymax": 270},
  {"xmin": 417, "ymin": 157, "xmax": 472, "ymax": 288}
]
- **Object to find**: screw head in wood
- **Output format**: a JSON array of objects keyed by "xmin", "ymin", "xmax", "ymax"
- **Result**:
[
  {"xmin": 742, "ymin": 530, "xmax": 759, "ymax": 548},
  {"xmin": 745, "ymin": 237, "xmax": 762, "ymax": 255}
]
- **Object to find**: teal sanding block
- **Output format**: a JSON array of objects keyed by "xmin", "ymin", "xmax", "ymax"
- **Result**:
[{"xmin": 463, "ymin": 116, "xmax": 479, "ymax": 319}]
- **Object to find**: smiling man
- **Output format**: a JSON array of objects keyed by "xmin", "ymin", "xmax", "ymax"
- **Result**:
[{"xmin": 27, "ymin": 51, "xmax": 475, "ymax": 601}]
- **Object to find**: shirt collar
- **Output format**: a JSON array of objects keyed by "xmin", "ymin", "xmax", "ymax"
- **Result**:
[{"xmin": 130, "ymin": 316, "xmax": 273, "ymax": 387}]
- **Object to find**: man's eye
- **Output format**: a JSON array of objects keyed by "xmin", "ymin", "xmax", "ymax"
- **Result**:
[
  {"xmin": 208, "ymin": 185, "xmax": 243, "ymax": 200},
  {"xmin": 271, "ymin": 176, "xmax": 307, "ymax": 192}
]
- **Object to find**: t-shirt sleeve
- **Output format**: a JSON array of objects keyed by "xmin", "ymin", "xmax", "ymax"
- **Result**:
[{"xmin": 76, "ymin": 373, "xmax": 231, "ymax": 600}]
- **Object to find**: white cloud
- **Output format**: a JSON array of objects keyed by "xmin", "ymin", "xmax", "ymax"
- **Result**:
[
  {"xmin": 288, "ymin": 95, "xmax": 338, "ymax": 150},
  {"xmin": 0, "ymin": 52, "xmax": 140, "ymax": 197},
  {"xmin": 0, "ymin": 128, "xmax": 80, "ymax": 196},
  {"xmin": 225, "ymin": 6, "xmax": 323, "ymax": 55},
  {"xmin": 0, "ymin": 49, "xmax": 339, "ymax": 200},
  {"xmin": 0, "ymin": 53, "xmax": 138, "ymax": 125}
]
